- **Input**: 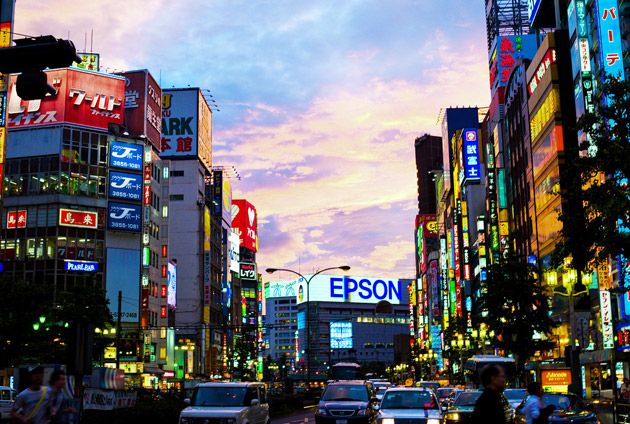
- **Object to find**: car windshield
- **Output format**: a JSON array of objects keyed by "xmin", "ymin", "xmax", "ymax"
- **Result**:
[
  {"xmin": 454, "ymin": 392, "xmax": 482, "ymax": 406},
  {"xmin": 505, "ymin": 389, "xmax": 527, "ymax": 400},
  {"xmin": 322, "ymin": 385, "xmax": 368, "ymax": 402},
  {"xmin": 191, "ymin": 387, "xmax": 247, "ymax": 407},
  {"xmin": 542, "ymin": 394, "xmax": 587, "ymax": 412},
  {"xmin": 436, "ymin": 388, "xmax": 455, "ymax": 398},
  {"xmin": 381, "ymin": 391, "xmax": 438, "ymax": 410},
  {"xmin": 376, "ymin": 387, "xmax": 388, "ymax": 394}
]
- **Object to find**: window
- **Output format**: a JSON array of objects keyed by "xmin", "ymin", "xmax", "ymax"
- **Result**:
[
  {"xmin": 162, "ymin": 205, "xmax": 168, "ymax": 218},
  {"xmin": 170, "ymin": 170, "xmax": 184, "ymax": 177},
  {"xmin": 170, "ymin": 194, "xmax": 184, "ymax": 201}
]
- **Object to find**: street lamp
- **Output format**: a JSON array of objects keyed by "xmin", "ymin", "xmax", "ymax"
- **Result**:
[{"xmin": 266, "ymin": 265, "xmax": 351, "ymax": 389}]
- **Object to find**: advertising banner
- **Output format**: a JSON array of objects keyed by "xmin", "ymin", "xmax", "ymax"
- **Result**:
[
  {"xmin": 239, "ymin": 263, "xmax": 257, "ymax": 280},
  {"xmin": 600, "ymin": 290, "xmax": 614, "ymax": 349},
  {"xmin": 8, "ymin": 69, "xmax": 125, "ymax": 130},
  {"xmin": 541, "ymin": 369, "xmax": 572, "ymax": 393},
  {"xmin": 229, "ymin": 231, "xmax": 240, "ymax": 272},
  {"xmin": 6, "ymin": 209, "xmax": 26, "ymax": 228},
  {"xmin": 330, "ymin": 322, "xmax": 353, "ymax": 349},
  {"xmin": 107, "ymin": 202, "xmax": 141, "ymax": 232},
  {"xmin": 161, "ymin": 89, "xmax": 198, "ymax": 157},
  {"xmin": 106, "ymin": 248, "xmax": 140, "ymax": 323},
  {"xmin": 167, "ymin": 261, "xmax": 177, "ymax": 309},
  {"xmin": 596, "ymin": 0, "xmax": 625, "ymax": 79},
  {"xmin": 108, "ymin": 171, "xmax": 143, "ymax": 201},
  {"xmin": 120, "ymin": 70, "xmax": 162, "ymax": 149},
  {"xmin": 265, "ymin": 280, "xmax": 298, "ymax": 298},
  {"xmin": 462, "ymin": 129, "xmax": 481, "ymax": 183},
  {"xmin": 109, "ymin": 140, "xmax": 143, "ymax": 171},
  {"xmin": 73, "ymin": 53, "xmax": 100, "ymax": 71},
  {"xmin": 64, "ymin": 260, "xmax": 99, "ymax": 272},
  {"xmin": 489, "ymin": 34, "xmax": 538, "ymax": 98},
  {"xmin": 295, "ymin": 274, "xmax": 405, "ymax": 305},
  {"xmin": 59, "ymin": 208, "xmax": 98, "ymax": 229},
  {"xmin": 231, "ymin": 199, "xmax": 258, "ymax": 252}
]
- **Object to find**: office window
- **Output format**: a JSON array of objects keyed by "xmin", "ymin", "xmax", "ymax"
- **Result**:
[{"xmin": 170, "ymin": 194, "xmax": 184, "ymax": 201}]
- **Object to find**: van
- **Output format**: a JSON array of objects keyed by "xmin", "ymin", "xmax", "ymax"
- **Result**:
[{"xmin": 0, "ymin": 386, "xmax": 17, "ymax": 420}]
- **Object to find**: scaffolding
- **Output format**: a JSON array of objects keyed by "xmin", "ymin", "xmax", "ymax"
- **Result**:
[{"xmin": 485, "ymin": 0, "xmax": 530, "ymax": 51}]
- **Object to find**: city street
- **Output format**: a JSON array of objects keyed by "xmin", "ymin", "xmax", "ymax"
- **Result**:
[{"xmin": 272, "ymin": 407, "xmax": 316, "ymax": 424}]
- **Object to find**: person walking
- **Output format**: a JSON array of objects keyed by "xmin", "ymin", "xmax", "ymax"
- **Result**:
[
  {"xmin": 621, "ymin": 378, "xmax": 630, "ymax": 402},
  {"xmin": 49, "ymin": 370, "xmax": 77, "ymax": 424},
  {"xmin": 10, "ymin": 366, "xmax": 52, "ymax": 424},
  {"xmin": 522, "ymin": 382, "xmax": 544, "ymax": 424},
  {"xmin": 472, "ymin": 365, "xmax": 510, "ymax": 424}
]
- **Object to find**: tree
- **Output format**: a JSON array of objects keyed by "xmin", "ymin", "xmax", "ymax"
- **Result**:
[
  {"xmin": 477, "ymin": 255, "xmax": 556, "ymax": 378},
  {"xmin": 553, "ymin": 76, "xmax": 630, "ymax": 274},
  {"xmin": 0, "ymin": 276, "xmax": 112, "ymax": 368}
]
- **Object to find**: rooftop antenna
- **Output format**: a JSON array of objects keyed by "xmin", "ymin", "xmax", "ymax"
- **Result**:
[
  {"xmin": 90, "ymin": 29, "xmax": 93, "ymax": 54},
  {"xmin": 84, "ymin": 32, "xmax": 87, "ymax": 52}
]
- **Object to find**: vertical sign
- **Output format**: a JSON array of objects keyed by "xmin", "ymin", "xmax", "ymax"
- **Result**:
[
  {"xmin": 600, "ymin": 290, "xmax": 614, "ymax": 349},
  {"xmin": 462, "ymin": 129, "xmax": 481, "ymax": 183},
  {"xmin": 0, "ymin": 0, "xmax": 15, "ymax": 198},
  {"xmin": 596, "ymin": 0, "xmax": 625, "ymax": 79}
]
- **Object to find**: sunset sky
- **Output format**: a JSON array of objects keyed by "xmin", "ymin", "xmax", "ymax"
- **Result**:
[{"xmin": 15, "ymin": 1, "xmax": 491, "ymax": 279}]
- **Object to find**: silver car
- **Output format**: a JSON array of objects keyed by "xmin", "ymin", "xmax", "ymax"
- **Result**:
[
  {"xmin": 0, "ymin": 386, "xmax": 16, "ymax": 421},
  {"xmin": 377, "ymin": 387, "xmax": 442, "ymax": 424},
  {"xmin": 179, "ymin": 382, "xmax": 270, "ymax": 424}
]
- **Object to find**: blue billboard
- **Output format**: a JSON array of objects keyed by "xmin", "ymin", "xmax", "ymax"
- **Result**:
[
  {"xmin": 64, "ymin": 260, "xmax": 99, "ymax": 272},
  {"xmin": 108, "ymin": 171, "xmax": 143, "ymax": 201},
  {"xmin": 462, "ymin": 129, "xmax": 481, "ymax": 183},
  {"xmin": 109, "ymin": 140, "xmax": 143, "ymax": 171},
  {"xmin": 597, "ymin": 0, "xmax": 625, "ymax": 79},
  {"xmin": 107, "ymin": 202, "xmax": 142, "ymax": 232}
]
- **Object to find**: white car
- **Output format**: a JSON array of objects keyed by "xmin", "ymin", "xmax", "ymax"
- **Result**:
[
  {"xmin": 374, "ymin": 383, "xmax": 392, "ymax": 401},
  {"xmin": 377, "ymin": 387, "xmax": 442, "ymax": 424},
  {"xmin": 0, "ymin": 386, "xmax": 16, "ymax": 421},
  {"xmin": 179, "ymin": 382, "xmax": 270, "ymax": 424}
]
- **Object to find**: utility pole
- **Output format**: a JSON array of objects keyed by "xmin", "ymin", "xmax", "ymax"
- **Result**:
[{"xmin": 115, "ymin": 290, "xmax": 122, "ymax": 369}]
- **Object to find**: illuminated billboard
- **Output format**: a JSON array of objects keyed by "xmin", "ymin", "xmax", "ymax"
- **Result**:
[
  {"xmin": 265, "ymin": 280, "xmax": 298, "ymax": 299},
  {"xmin": 167, "ymin": 261, "xmax": 177, "ymax": 309},
  {"xmin": 597, "ymin": 0, "xmax": 625, "ymax": 79},
  {"xmin": 462, "ymin": 129, "xmax": 481, "ymax": 183},
  {"xmin": 232, "ymin": 199, "xmax": 258, "ymax": 252},
  {"xmin": 296, "ymin": 274, "xmax": 405, "ymax": 305},
  {"xmin": 109, "ymin": 140, "xmax": 143, "ymax": 171},
  {"xmin": 107, "ymin": 202, "xmax": 141, "ymax": 232},
  {"xmin": 330, "ymin": 322, "xmax": 353, "ymax": 349},
  {"xmin": 119, "ymin": 70, "xmax": 162, "ymax": 149},
  {"xmin": 108, "ymin": 171, "xmax": 143, "ymax": 201},
  {"xmin": 488, "ymin": 35, "xmax": 538, "ymax": 98},
  {"xmin": 7, "ymin": 68, "xmax": 125, "ymax": 130},
  {"xmin": 59, "ymin": 208, "xmax": 98, "ymax": 229},
  {"xmin": 228, "ymin": 231, "xmax": 240, "ymax": 273}
]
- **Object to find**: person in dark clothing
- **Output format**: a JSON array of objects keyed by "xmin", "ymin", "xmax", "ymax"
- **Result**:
[{"xmin": 472, "ymin": 364, "xmax": 510, "ymax": 424}]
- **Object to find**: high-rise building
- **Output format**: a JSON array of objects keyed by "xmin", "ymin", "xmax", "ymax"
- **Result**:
[
  {"xmin": 414, "ymin": 134, "xmax": 442, "ymax": 215},
  {"xmin": 263, "ymin": 280, "xmax": 298, "ymax": 363},
  {"xmin": 162, "ymin": 87, "xmax": 214, "ymax": 377}
]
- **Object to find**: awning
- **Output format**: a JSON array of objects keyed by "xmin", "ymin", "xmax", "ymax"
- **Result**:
[
  {"xmin": 579, "ymin": 349, "xmax": 613, "ymax": 365},
  {"xmin": 142, "ymin": 365, "xmax": 165, "ymax": 375}
]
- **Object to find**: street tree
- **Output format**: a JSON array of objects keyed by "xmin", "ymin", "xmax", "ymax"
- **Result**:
[
  {"xmin": 553, "ymin": 76, "xmax": 630, "ymax": 278},
  {"xmin": 477, "ymin": 255, "xmax": 556, "ymax": 378}
]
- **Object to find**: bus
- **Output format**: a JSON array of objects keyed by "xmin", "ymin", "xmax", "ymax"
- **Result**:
[
  {"xmin": 464, "ymin": 355, "xmax": 517, "ymax": 389},
  {"xmin": 330, "ymin": 362, "xmax": 361, "ymax": 380}
]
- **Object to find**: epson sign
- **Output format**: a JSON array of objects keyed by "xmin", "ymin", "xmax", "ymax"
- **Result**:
[{"xmin": 296, "ymin": 275, "xmax": 404, "ymax": 305}]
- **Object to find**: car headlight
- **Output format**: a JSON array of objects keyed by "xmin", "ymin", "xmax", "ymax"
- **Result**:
[
  {"xmin": 428, "ymin": 420, "xmax": 441, "ymax": 424},
  {"xmin": 316, "ymin": 407, "xmax": 329, "ymax": 416},
  {"xmin": 381, "ymin": 418, "xmax": 395, "ymax": 424},
  {"xmin": 446, "ymin": 412, "xmax": 460, "ymax": 421}
]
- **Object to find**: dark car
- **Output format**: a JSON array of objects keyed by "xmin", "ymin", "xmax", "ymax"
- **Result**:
[
  {"xmin": 514, "ymin": 392, "xmax": 598, "ymax": 424},
  {"xmin": 444, "ymin": 390, "xmax": 514, "ymax": 424},
  {"xmin": 436, "ymin": 388, "xmax": 461, "ymax": 408},
  {"xmin": 315, "ymin": 381, "xmax": 378, "ymax": 424}
]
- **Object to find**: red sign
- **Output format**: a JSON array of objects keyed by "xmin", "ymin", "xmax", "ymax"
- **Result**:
[
  {"xmin": 528, "ymin": 49, "xmax": 557, "ymax": 96},
  {"xmin": 141, "ymin": 288, "xmax": 149, "ymax": 310},
  {"xmin": 232, "ymin": 199, "xmax": 258, "ymax": 252},
  {"xmin": 59, "ymin": 208, "xmax": 98, "ymax": 229},
  {"xmin": 143, "ymin": 164, "xmax": 152, "ymax": 183},
  {"xmin": 7, "ymin": 68, "xmax": 125, "ymax": 130},
  {"xmin": 7, "ymin": 210, "xmax": 26, "ymax": 229},
  {"xmin": 143, "ymin": 185, "xmax": 151, "ymax": 205},
  {"xmin": 119, "ymin": 70, "xmax": 162, "ymax": 150}
]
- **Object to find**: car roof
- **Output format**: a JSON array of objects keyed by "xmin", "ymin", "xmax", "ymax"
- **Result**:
[
  {"xmin": 327, "ymin": 380, "xmax": 368, "ymax": 386},
  {"xmin": 196, "ymin": 382, "xmax": 263, "ymax": 388},
  {"xmin": 385, "ymin": 387, "xmax": 435, "ymax": 393}
]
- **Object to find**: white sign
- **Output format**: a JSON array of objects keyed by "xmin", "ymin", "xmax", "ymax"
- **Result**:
[
  {"xmin": 600, "ymin": 290, "xmax": 614, "ymax": 349},
  {"xmin": 167, "ymin": 262, "xmax": 177, "ymax": 309},
  {"xmin": 229, "ymin": 231, "xmax": 240, "ymax": 273},
  {"xmin": 295, "ymin": 274, "xmax": 404, "ymax": 305}
]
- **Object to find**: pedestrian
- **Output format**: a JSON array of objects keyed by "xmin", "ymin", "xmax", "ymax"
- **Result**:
[
  {"xmin": 522, "ymin": 382, "xmax": 554, "ymax": 424},
  {"xmin": 10, "ymin": 366, "xmax": 52, "ymax": 424},
  {"xmin": 49, "ymin": 370, "xmax": 77, "ymax": 424},
  {"xmin": 471, "ymin": 364, "xmax": 510, "ymax": 424},
  {"xmin": 621, "ymin": 378, "xmax": 630, "ymax": 402}
]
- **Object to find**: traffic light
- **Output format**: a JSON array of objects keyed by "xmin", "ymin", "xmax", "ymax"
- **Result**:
[{"xmin": 0, "ymin": 35, "xmax": 81, "ymax": 100}]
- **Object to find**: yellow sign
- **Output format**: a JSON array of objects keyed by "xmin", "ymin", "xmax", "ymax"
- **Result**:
[
  {"xmin": 530, "ymin": 88, "xmax": 560, "ymax": 142},
  {"xmin": 426, "ymin": 221, "xmax": 438, "ymax": 233},
  {"xmin": 405, "ymin": 378, "xmax": 413, "ymax": 387},
  {"xmin": 0, "ymin": 127, "xmax": 5, "ymax": 164},
  {"xmin": 598, "ymin": 259, "xmax": 612, "ymax": 290},
  {"xmin": 0, "ymin": 23, "xmax": 11, "ymax": 49},
  {"xmin": 104, "ymin": 347, "xmax": 117, "ymax": 360},
  {"xmin": 499, "ymin": 222, "xmax": 509, "ymax": 236}
]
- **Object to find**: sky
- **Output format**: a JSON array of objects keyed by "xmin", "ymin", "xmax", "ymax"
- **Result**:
[{"xmin": 15, "ymin": 0, "xmax": 491, "ymax": 279}]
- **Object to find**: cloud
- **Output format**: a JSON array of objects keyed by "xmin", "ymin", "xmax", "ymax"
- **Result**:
[{"xmin": 14, "ymin": 0, "xmax": 491, "ymax": 278}]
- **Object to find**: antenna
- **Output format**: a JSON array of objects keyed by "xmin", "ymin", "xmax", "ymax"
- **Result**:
[{"xmin": 90, "ymin": 29, "xmax": 93, "ymax": 53}]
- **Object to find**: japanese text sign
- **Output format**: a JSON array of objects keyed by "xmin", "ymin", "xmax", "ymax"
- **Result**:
[
  {"xmin": 107, "ymin": 202, "xmax": 141, "ymax": 232},
  {"xmin": 119, "ymin": 70, "xmax": 162, "ymax": 150},
  {"xmin": 597, "ymin": 0, "xmax": 625, "ymax": 79},
  {"xmin": 109, "ymin": 140, "xmax": 143, "ymax": 171},
  {"xmin": 528, "ymin": 49, "xmax": 557, "ymax": 95},
  {"xmin": 231, "ymin": 199, "xmax": 258, "ymax": 252},
  {"xmin": 462, "ymin": 129, "xmax": 481, "ymax": 183},
  {"xmin": 600, "ymin": 290, "xmax": 614, "ymax": 348},
  {"xmin": 160, "ymin": 89, "xmax": 198, "ymax": 158},
  {"xmin": 239, "ymin": 263, "xmax": 257, "ymax": 280},
  {"xmin": 59, "ymin": 208, "xmax": 98, "ymax": 229},
  {"xmin": 108, "ymin": 171, "xmax": 143, "ymax": 201},
  {"xmin": 8, "ymin": 69, "xmax": 124, "ymax": 130},
  {"xmin": 489, "ymin": 35, "xmax": 538, "ymax": 97},
  {"xmin": 6, "ymin": 210, "xmax": 26, "ymax": 229}
]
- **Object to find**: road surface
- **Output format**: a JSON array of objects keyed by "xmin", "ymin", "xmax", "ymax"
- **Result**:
[{"xmin": 272, "ymin": 406, "xmax": 315, "ymax": 424}]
